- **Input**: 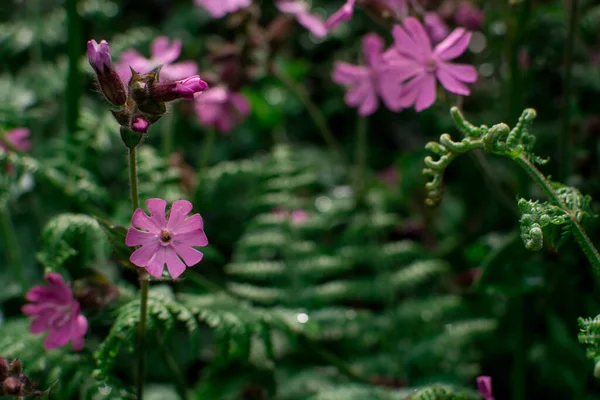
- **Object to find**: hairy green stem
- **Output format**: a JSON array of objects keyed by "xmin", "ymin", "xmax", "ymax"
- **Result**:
[
  {"xmin": 354, "ymin": 116, "xmax": 368, "ymax": 201},
  {"xmin": 0, "ymin": 206, "xmax": 27, "ymax": 287},
  {"xmin": 66, "ymin": 0, "xmax": 82, "ymax": 153},
  {"xmin": 129, "ymin": 147, "xmax": 148, "ymax": 399},
  {"xmin": 515, "ymin": 155, "xmax": 600, "ymax": 275},
  {"xmin": 275, "ymin": 68, "xmax": 346, "ymax": 162},
  {"xmin": 559, "ymin": 0, "xmax": 578, "ymax": 181}
]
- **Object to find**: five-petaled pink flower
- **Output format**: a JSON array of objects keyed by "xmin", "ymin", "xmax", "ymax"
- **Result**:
[
  {"xmin": 126, "ymin": 198, "xmax": 209, "ymax": 279},
  {"xmin": 1, "ymin": 128, "xmax": 31, "ymax": 152},
  {"xmin": 194, "ymin": 87, "xmax": 251, "ymax": 133},
  {"xmin": 276, "ymin": 1, "xmax": 327, "ymax": 38},
  {"xmin": 116, "ymin": 37, "xmax": 198, "ymax": 85},
  {"xmin": 476, "ymin": 376, "xmax": 495, "ymax": 400},
  {"xmin": 194, "ymin": 0, "xmax": 252, "ymax": 18},
  {"xmin": 22, "ymin": 273, "xmax": 88, "ymax": 352},
  {"xmin": 385, "ymin": 17, "xmax": 477, "ymax": 111},
  {"xmin": 325, "ymin": 0, "xmax": 357, "ymax": 31},
  {"xmin": 332, "ymin": 33, "xmax": 404, "ymax": 116}
]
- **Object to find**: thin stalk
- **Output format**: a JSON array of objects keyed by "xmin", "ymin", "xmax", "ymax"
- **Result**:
[
  {"xmin": 515, "ymin": 155, "xmax": 600, "ymax": 276},
  {"xmin": 559, "ymin": 0, "xmax": 578, "ymax": 181},
  {"xmin": 162, "ymin": 113, "xmax": 175, "ymax": 157},
  {"xmin": 65, "ymin": 0, "xmax": 82, "ymax": 153},
  {"xmin": 275, "ymin": 69, "xmax": 346, "ymax": 162},
  {"xmin": 198, "ymin": 128, "xmax": 216, "ymax": 173},
  {"xmin": 0, "ymin": 206, "xmax": 27, "ymax": 287},
  {"xmin": 129, "ymin": 147, "xmax": 148, "ymax": 399},
  {"xmin": 354, "ymin": 116, "xmax": 368, "ymax": 200}
]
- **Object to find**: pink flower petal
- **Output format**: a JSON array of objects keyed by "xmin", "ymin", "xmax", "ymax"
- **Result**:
[
  {"xmin": 165, "ymin": 248, "xmax": 187, "ymax": 279},
  {"xmin": 130, "ymin": 242, "xmax": 161, "ymax": 267},
  {"xmin": 434, "ymin": 28, "xmax": 471, "ymax": 61},
  {"xmin": 172, "ymin": 213, "xmax": 205, "ymax": 235},
  {"xmin": 436, "ymin": 68, "xmax": 470, "ymax": 95},
  {"xmin": 297, "ymin": 11, "xmax": 328, "ymax": 38},
  {"xmin": 415, "ymin": 74, "xmax": 437, "ymax": 111},
  {"xmin": 332, "ymin": 63, "xmax": 370, "ymax": 85},
  {"xmin": 230, "ymin": 93, "xmax": 251, "ymax": 116},
  {"xmin": 345, "ymin": 80, "xmax": 379, "ymax": 116},
  {"xmin": 362, "ymin": 33, "xmax": 384, "ymax": 67},
  {"xmin": 276, "ymin": 0, "xmax": 307, "ymax": 14},
  {"xmin": 131, "ymin": 209, "xmax": 161, "ymax": 233},
  {"xmin": 146, "ymin": 198, "xmax": 167, "ymax": 228},
  {"xmin": 403, "ymin": 17, "xmax": 433, "ymax": 57},
  {"xmin": 398, "ymin": 72, "xmax": 429, "ymax": 109},
  {"xmin": 43, "ymin": 321, "xmax": 73, "ymax": 351},
  {"xmin": 30, "ymin": 316, "xmax": 50, "ymax": 334},
  {"xmin": 324, "ymin": 0, "xmax": 356, "ymax": 30},
  {"xmin": 440, "ymin": 62, "xmax": 478, "ymax": 83},
  {"xmin": 167, "ymin": 200, "xmax": 194, "ymax": 230},
  {"xmin": 6, "ymin": 128, "xmax": 31, "ymax": 151},
  {"xmin": 175, "ymin": 230, "xmax": 209, "ymax": 247},
  {"xmin": 145, "ymin": 247, "xmax": 167, "ymax": 278},
  {"xmin": 392, "ymin": 24, "xmax": 422, "ymax": 60},
  {"xmin": 125, "ymin": 228, "xmax": 158, "ymax": 247},
  {"xmin": 161, "ymin": 61, "xmax": 199, "ymax": 81},
  {"xmin": 151, "ymin": 37, "xmax": 181, "ymax": 65},
  {"xmin": 173, "ymin": 243, "xmax": 204, "ymax": 266}
]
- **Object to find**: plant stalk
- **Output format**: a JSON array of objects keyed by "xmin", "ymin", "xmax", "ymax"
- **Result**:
[
  {"xmin": 66, "ymin": 0, "xmax": 82, "ymax": 153},
  {"xmin": 0, "ymin": 206, "xmax": 27, "ymax": 287},
  {"xmin": 198, "ymin": 128, "xmax": 216, "ymax": 173},
  {"xmin": 162, "ymin": 113, "xmax": 175, "ymax": 157},
  {"xmin": 354, "ymin": 116, "xmax": 368, "ymax": 201}
]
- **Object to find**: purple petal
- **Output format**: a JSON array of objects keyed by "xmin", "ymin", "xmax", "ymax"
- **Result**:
[
  {"xmin": 434, "ymin": 28, "xmax": 471, "ymax": 61},
  {"xmin": 43, "ymin": 321, "xmax": 73, "ymax": 351},
  {"xmin": 391, "ymin": 24, "xmax": 423, "ymax": 61},
  {"xmin": 130, "ymin": 242, "xmax": 161, "ymax": 267},
  {"xmin": 332, "ymin": 62, "xmax": 370, "ymax": 86},
  {"xmin": 30, "ymin": 316, "xmax": 50, "ymax": 334},
  {"xmin": 436, "ymin": 68, "xmax": 470, "ymax": 95},
  {"xmin": 173, "ymin": 243, "xmax": 204, "ymax": 266},
  {"xmin": 146, "ymin": 198, "xmax": 167, "ymax": 228},
  {"xmin": 345, "ymin": 80, "xmax": 379, "ymax": 116},
  {"xmin": 131, "ymin": 209, "xmax": 162, "ymax": 233},
  {"xmin": 296, "ymin": 11, "xmax": 328, "ymax": 38},
  {"xmin": 376, "ymin": 69, "xmax": 404, "ymax": 112},
  {"xmin": 229, "ymin": 93, "xmax": 251, "ymax": 116},
  {"xmin": 477, "ymin": 376, "xmax": 493, "ymax": 396},
  {"xmin": 362, "ymin": 33, "xmax": 384, "ymax": 67},
  {"xmin": 116, "ymin": 50, "xmax": 150, "ymax": 83},
  {"xmin": 175, "ymin": 230, "xmax": 209, "ymax": 247},
  {"xmin": 151, "ymin": 37, "xmax": 181, "ymax": 65},
  {"xmin": 165, "ymin": 248, "xmax": 187, "ymax": 279},
  {"xmin": 415, "ymin": 74, "xmax": 436, "ymax": 111},
  {"xmin": 424, "ymin": 12, "xmax": 450, "ymax": 44},
  {"xmin": 324, "ymin": 0, "xmax": 356, "ymax": 30},
  {"xmin": 145, "ymin": 247, "xmax": 167, "ymax": 278},
  {"xmin": 194, "ymin": 0, "xmax": 252, "ymax": 18},
  {"xmin": 161, "ymin": 61, "xmax": 199, "ymax": 81},
  {"xmin": 167, "ymin": 200, "xmax": 194, "ymax": 230},
  {"xmin": 276, "ymin": 1, "xmax": 307, "ymax": 14},
  {"xmin": 6, "ymin": 128, "xmax": 31, "ymax": 151},
  {"xmin": 172, "ymin": 213, "xmax": 205, "ymax": 235},
  {"xmin": 126, "ymin": 228, "xmax": 158, "ymax": 247},
  {"xmin": 439, "ymin": 62, "xmax": 478, "ymax": 83},
  {"xmin": 403, "ymin": 17, "xmax": 433, "ymax": 56},
  {"xmin": 399, "ymin": 72, "xmax": 434, "ymax": 110}
]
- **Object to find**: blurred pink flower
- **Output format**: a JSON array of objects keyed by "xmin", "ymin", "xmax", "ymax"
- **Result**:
[
  {"xmin": 385, "ymin": 17, "xmax": 477, "ymax": 111},
  {"xmin": 126, "ymin": 198, "xmax": 209, "ymax": 279},
  {"xmin": 194, "ymin": 0, "xmax": 252, "ymax": 18},
  {"xmin": 454, "ymin": 2, "xmax": 484, "ymax": 31},
  {"xmin": 116, "ymin": 37, "xmax": 198, "ymax": 84},
  {"xmin": 1, "ymin": 128, "xmax": 31, "ymax": 152},
  {"xmin": 424, "ymin": 12, "xmax": 449, "ymax": 44},
  {"xmin": 273, "ymin": 208, "xmax": 309, "ymax": 224},
  {"xmin": 384, "ymin": 0, "xmax": 409, "ymax": 19},
  {"xmin": 477, "ymin": 376, "xmax": 495, "ymax": 400},
  {"xmin": 276, "ymin": 1, "xmax": 327, "ymax": 38},
  {"xmin": 22, "ymin": 273, "xmax": 88, "ymax": 351},
  {"xmin": 195, "ymin": 87, "xmax": 251, "ymax": 133},
  {"xmin": 325, "ymin": 0, "xmax": 356, "ymax": 31},
  {"xmin": 332, "ymin": 33, "xmax": 404, "ymax": 116}
]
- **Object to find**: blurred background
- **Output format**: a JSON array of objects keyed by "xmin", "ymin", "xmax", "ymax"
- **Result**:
[{"xmin": 2, "ymin": 0, "xmax": 600, "ymax": 399}]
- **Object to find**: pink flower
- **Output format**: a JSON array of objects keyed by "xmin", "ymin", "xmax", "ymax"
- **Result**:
[
  {"xmin": 22, "ymin": 273, "xmax": 88, "ymax": 351},
  {"xmin": 87, "ymin": 39, "xmax": 112, "ymax": 74},
  {"xmin": 276, "ymin": 1, "xmax": 327, "ymax": 38},
  {"xmin": 116, "ymin": 37, "xmax": 198, "ymax": 84},
  {"xmin": 332, "ymin": 33, "xmax": 404, "ymax": 116},
  {"xmin": 126, "ymin": 198, "xmax": 209, "ymax": 279},
  {"xmin": 325, "ymin": 0, "xmax": 357, "ymax": 31},
  {"xmin": 386, "ymin": 17, "xmax": 477, "ymax": 111},
  {"xmin": 1, "ymin": 128, "xmax": 31, "ymax": 152},
  {"xmin": 149, "ymin": 75, "xmax": 209, "ymax": 102},
  {"xmin": 194, "ymin": 0, "xmax": 252, "ymax": 18},
  {"xmin": 195, "ymin": 87, "xmax": 251, "ymax": 133},
  {"xmin": 455, "ymin": 2, "xmax": 484, "ymax": 31},
  {"xmin": 131, "ymin": 116, "xmax": 150, "ymax": 133},
  {"xmin": 424, "ymin": 12, "xmax": 449, "ymax": 44},
  {"xmin": 476, "ymin": 376, "xmax": 494, "ymax": 400}
]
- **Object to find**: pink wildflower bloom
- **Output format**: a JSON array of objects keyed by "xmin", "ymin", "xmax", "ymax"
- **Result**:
[
  {"xmin": 194, "ymin": 0, "xmax": 252, "ymax": 18},
  {"xmin": 332, "ymin": 33, "xmax": 404, "ymax": 116},
  {"xmin": 476, "ymin": 376, "xmax": 494, "ymax": 400},
  {"xmin": 455, "ymin": 2, "xmax": 484, "ymax": 31},
  {"xmin": 1, "ymin": 128, "xmax": 31, "ymax": 152},
  {"xmin": 116, "ymin": 37, "xmax": 198, "ymax": 84},
  {"xmin": 325, "ymin": 0, "xmax": 357, "ymax": 31},
  {"xmin": 386, "ymin": 17, "xmax": 477, "ymax": 111},
  {"xmin": 87, "ymin": 39, "xmax": 112, "ymax": 74},
  {"xmin": 131, "ymin": 116, "xmax": 150, "ymax": 133},
  {"xmin": 22, "ymin": 273, "xmax": 88, "ymax": 352},
  {"xmin": 126, "ymin": 198, "xmax": 208, "ymax": 279},
  {"xmin": 424, "ymin": 12, "xmax": 449, "ymax": 44},
  {"xmin": 195, "ymin": 87, "xmax": 251, "ymax": 133},
  {"xmin": 276, "ymin": 1, "xmax": 327, "ymax": 38}
]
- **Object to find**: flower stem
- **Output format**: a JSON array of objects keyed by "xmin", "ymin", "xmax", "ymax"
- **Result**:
[
  {"xmin": 128, "ymin": 146, "xmax": 148, "ymax": 399},
  {"xmin": 65, "ymin": 0, "xmax": 82, "ymax": 154},
  {"xmin": 354, "ymin": 116, "xmax": 368, "ymax": 201},
  {"xmin": 0, "ymin": 206, "xmax": 27, "ymax": 287},
  {"xmin": 275, "ymin": 68, "xmax": 346, "ymax": 163},
  {"xmin": 559, "ymin": 0, "xmax": 578, "ymax": 181},
  {"xmin": 515, "ymin": 155, "xmax": 600, "ymax": 276},
  {"xmin": 162, "ymin": 113, "xmax": 175, "ymax": 158},
  {"xmin": 198, "ymin": 128, "xmax": 216, "ymax": 174}
]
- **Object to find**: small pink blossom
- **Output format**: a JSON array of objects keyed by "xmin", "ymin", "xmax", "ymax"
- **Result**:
[
  {"xmin": 455, "ymin": 2, "xmax": 484, "ymax": 31},
  {"xmin": 131, "ymin": 116, "xmax": 150, "ymax": 133},
  {"xmin": 149, "ymin": 75, "xmax": 209, "ymax": 102},
  {"xmin": 276, "ymin": 1, "xmax": 327, "ymax": 38},
  {"xmin": 22, "ymin": 273, "xmax": 88, "ymax": 352},
  {"xmin": 476, "ymin": 376, "xmax": 494, "ymax": 400},
  {"xmin": 332, "ymin": 33, "xmax": 404, "ymax": 116},
  {"xmin": 126, "ymin": 198, "xmax": 208, "ymax": 279},
  {"xmin": 325, "ymin": 0, "xmax": 357, "ymax": 31},
  {"xmin": 116, "ymin": 37, "xmax": 198, "ymax": 85},
  {"xmin": 194, "ymin": 0, "xmax": 252, "ymax": 18},
  {"xmin": 385, "ymin": 17, "xmax": 477, "ymax": 111},
  {"xmin": 87, "ymin": 39, "xmax": 112, "ymax": 74},
  {"xmin": 194, "ymin": 87, "xmax": 251, "ymax": 133},
  {"xmin": 1, "ymin": 128, "xmax": 31, "ymax": 152},
  {"xmin": 424, "ymin": 12, "xmax": 449, "ymax": 44}
]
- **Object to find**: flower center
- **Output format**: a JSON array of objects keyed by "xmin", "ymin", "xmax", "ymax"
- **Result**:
[
  {"xmin": 160, "ymin": 229, "xmax": 172, "ymax": 244},
  {"xmin": 425, "ymin": 58, "xmax": 437, "ymax": 73}
]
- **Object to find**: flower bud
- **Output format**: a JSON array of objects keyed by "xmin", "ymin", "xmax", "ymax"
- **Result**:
[
  {"xmin": 149, "ymin": 75, "xmax": 208, "ymax": 102},
  {"xmin": 120, "ymin": 126, "xmax": 144, "ymax": 149},
  {"xmin": 0, "ymin": 358, "xmax": 8, "ymax": 382},
  {"xmin": 87, "ymin": 39, "xmax": 127, "ymax": 106},
  {"xmin": 2, "ymin": 377, "xmax": 22, "ymax": 395},
  {"xmin": 131, "ymin": 116, "xmax": 150, "ymax": 133}
]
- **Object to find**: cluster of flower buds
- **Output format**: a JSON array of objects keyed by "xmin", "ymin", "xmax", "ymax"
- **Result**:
[
  {"xmin": 0, "ymin": 358, "xmax": 43, "ymax": 397},
  {"xmin": 87, "ymin": 39, "xmax": 208, "ymax": 148}
]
